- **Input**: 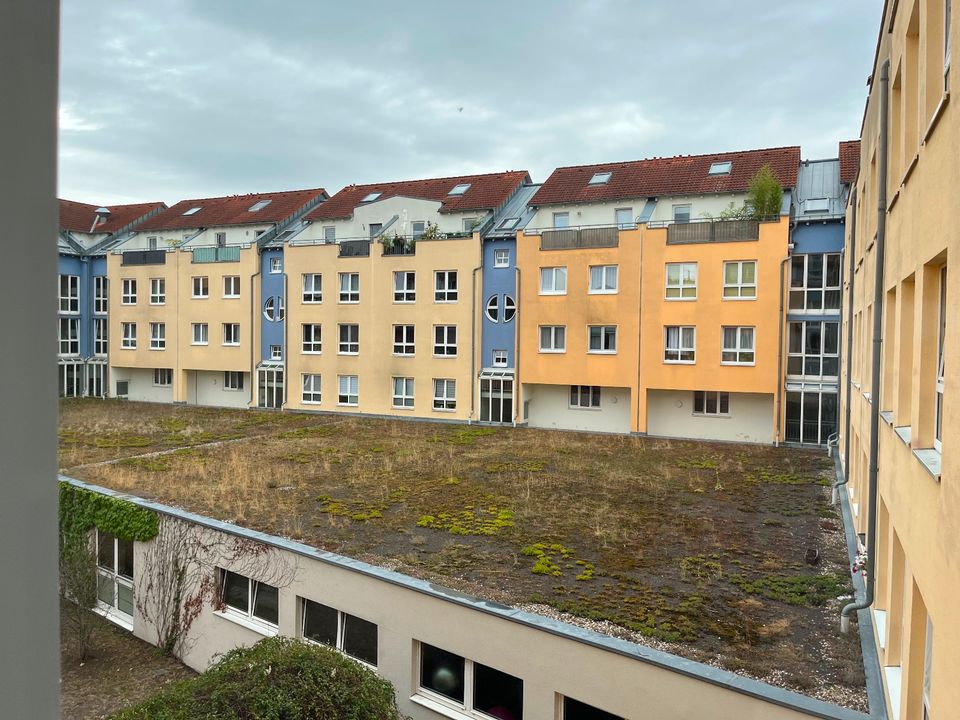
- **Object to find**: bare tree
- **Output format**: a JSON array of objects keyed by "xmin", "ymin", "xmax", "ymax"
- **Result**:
[{"xmin": 59, "ymin": 535, "xmax": 100, "ymax": 663}]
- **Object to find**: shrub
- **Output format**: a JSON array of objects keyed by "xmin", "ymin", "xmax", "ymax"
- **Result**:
[{"xmin": 109, "ymin": 636, "xmax": 407, "ymax": 720}]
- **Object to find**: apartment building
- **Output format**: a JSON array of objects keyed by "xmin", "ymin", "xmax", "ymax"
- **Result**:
[
  {"xmin": 840, "ymin": 1, "xmax": 957, "ymax": 718},
  {"xmin": 281, "ymin": 171, "xmax": 530, "ymax": 420},
  {"xmin": 107, "ymin": 189, "xmax": 327, "ymax": 405},
  {"xmin": 518, "ymin": 146, "xmax": 800, "ymax": 438},
  {"xmin": 57, "ymin": 199, "xmax": 166, "ymax": 397}
]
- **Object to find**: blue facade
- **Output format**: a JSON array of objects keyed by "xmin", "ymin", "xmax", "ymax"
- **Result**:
[
  {"xmin": 480, "ymin": 238, "xmax": 517, "ymax": 369},
  {"xmin": 57, "ymin": 253, "xmax": 107, "ymax": 359},
  {"xmin": 260, "ymin": 249, "xmax": 285, "ymax": 362},
  {"xmin": 790, "ymin": 222, "xmax": 845, "ymax": 255}
]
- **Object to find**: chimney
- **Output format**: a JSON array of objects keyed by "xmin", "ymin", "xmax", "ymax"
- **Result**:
[{"xmin": 90, "ymin": 207, "xmax": 111, "ymax": 232}]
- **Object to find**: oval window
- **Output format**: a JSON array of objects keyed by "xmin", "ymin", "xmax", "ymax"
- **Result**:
[
  {"xmin": 503, "ymin": 295, "xmax": 516, "ymax": 322},
  {"xmin": 485, "ymin": 295, "xmax": 499, "ymax": 323},
  {"xmin": 263, "ymin": 297, "xmax": 276, "ymax": 321}
]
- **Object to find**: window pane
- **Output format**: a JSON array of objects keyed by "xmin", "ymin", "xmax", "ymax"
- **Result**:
[
  {"xmin": 342, "ymin": 614, "xmax": 378, "ymax": 666},
  {"xmin": 590, "ymin": 266, "xmax": 602, "ymax": 289},
  {"xmin": 564, "ymin": 696, "xmax": 624, "ymax": 720},
  {"xmin": 117, "ymin": 583, "xmax": 134, "ymax": 616},
  {"xmin": 222, "ymin": 571, "xmax": 249, "ymax": 612},
  {"xmin": 826, "ymin": 255, "xmax": 841, "ymax": 286},
  {"xmin": 253, "ymin": 582, "xmax": 279, "ymax": 625},
  {"xmin": 303, "ymin": 600, "xmax": 338, "ymax": 646},
  {"xmin": 740, "ymin": 328, "xmax": 754, "ymax": 349},
  {"xmin": 97, "ymin": 574, "xmax": 114, "ymax": 606},
  {"xmin": 719, "ymin": 393, "xmax": 730, "ymax": 414},
  {"xmin": 473, "ymin": 663, "xmax": 524, "ymax": 720},
  {"xmin": 807, "ymin": 254, "xmax": 824, "ymax": 288},
  {"xmin": 97, "ymin": 531, "xmax": 115, "ymax": 570},
  {"xmin": 741, "ymin": 262, "xmax": 756, "ymax": 284},
  {"xmin": 420, "ymin": 644, "xmax": 465, "ymax": 703},
  {"xmin": 790, "ymin": 256, "xmax": 805, "ymax": 287},
  {"xmin": 706, "ymin": 393, "xmax": 717, "ymax": 414},
  {"xmin": 824, "ymin": 322, "xmax": 840, "ymax": 353},
  {"xmin": 785, "ymin": 392, "xmax": 802, "ymax": 442},
  {"xmin": 667, "ymin": 265, "xmax": 681, "ymax": 285},
  {"xmin": 725, "ymin": 263, "xmax": 739, "ymax": 285},
  {"xmin": 693, "ymin": 391, "xmax": 704, "ymax": 413},
  {"xmin": 722, "ymin": 327, "xmax": 737, "ymax": 349},
  {"xmin": 540, "ymin": 327, "xmax": 550, "ymax": 348},
  {"xmin": 117, "ymin": 538, "xmax": 134, "ymax": 579}
]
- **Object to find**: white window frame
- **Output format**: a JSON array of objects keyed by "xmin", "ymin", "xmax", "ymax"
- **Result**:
[
  {"xmin": 615, "ymin": 207, "xmax": 633, "ymax": 229},
  {"xmin": 192, "ymin": 323, "xmax": 208, "ymax": 346},
  {"xmin": 589, "ymin": 265, "xmax": 618, "ymax": 294},
  {"xmin": 393, "ymin": 325, "xmax": 415, "ymax": 356},
  {"xmin": 665, "ymin": 263, "xmax": 697, "ymax": 300},
  {"xmin": 588, "ymin": 325, "xmax": 617, "ymax": 354},
  {"xmin": 672, "ymin": 204, "xmax": 692, "ymax": 223},
  {"xmin": 58, "ymin": 317, "xmax": 80, "ymax": 355},
  {"xmin": 338, "ymin": 324, "xmax": 359, "ymax": 355},
  {"xmin": 149, "ymin": 322, "xmax": 166, "ymax": 350},
  {"xmin": 721, "ymin": 326, "xmax": 755, "ymax": 365},
  {"xmin": 724, "ymin": 260, "xmax": 758, "ymax": 300},
  {"xmin": 149, "ymin": 277, "xmax": 165, "ymax": 305},
  {"xmin": 570, "ymin": 385, "xmax": 601, "ymax": 409},
  {"xmin": 269, "ymin": 257, "xmax": 282, "ymax": 274},
  {"xmin": 435, "ymin": 270, "xmax": 458, "ymax": 302},
  {"xmin": 492, "ymin": 349, "xmax": 508, "ymax": 367},
  {"xmin": 223, "ymin": 371, "xmax": 244, "ymax": 391},
  {"xmin": 553, "ymin": 212, "xmax": 570, "ymax": 228},
  {"xmin": 215, "ymin": 231, "xmax": 227, "ymax": 247},
  {"xmin": 302, "ymin": 273, "xmax": 322, "ymax": 303},
  {"xmin": 412, "ymin": 221, "xmax": 425, "ymax": 239},
  {"xmin": 121, "ymin": 278, "xmax": 137, "ymax": 305},
  {"xmin": 935, "ymin": 265, "xmax": 946, "ymax": 453},
  {"xmin": 789, "ymin": 254, "xmax": 840, "ymax": 310},
  {"xmin": 153, "ymin": 368, "xmax": 172, "ymax": 387},
  {"xmin": 539, "ymin": 266, "xmax": 567, "ymax": 295},
  {"xmin": 94, "ymin": 276, "xmax": 108, "ymax": 314},
  {"xmin": 300, "ymin": 597, "xmax": 378, "ymax": 668},
  {"xmin": 338, "ymin": 375, "xmax": 359, "ymax": 406},
  {"xmin": 339, "ymin": 272, "xmax": 360, "ymax": 303},
  {"xmin": 693, "ymin": 390, "xmax": 730, "ymax": 416},
  {"xmin": 121, "ymin": 322, "xmax": 137, "ymax": 349},
  {"xmin": 493, "ymin": 248, "xmax": 510, "ymax": 268},
  {"xmin": 93, "ymin": 317, "xmax": 108, "ymax": 356},
  {"xmin": 217, "ymin": 569, "xmax": 278, "ymax": 631},
  {"xmin": 392, "ymin": 377, "xmax": 415, "ymax": 409},
  {"xmin": 539, "ymin": 325, "xmax": 566, "ymax": 353},
  {"xmin": 485, "ymin": 295, "xmax": 499, "ymax": 323},
  {"xmin": 787, "ymin": 320, "xmax": 840, "ymax": 378},
  {"xmin": 223, "ymin": 323, "xmax": 240, "ymax": 346},
  {"xmin": 223, "ymin": 275, "xmax": 240, "ymax": 298},
  {"xmin": 302, "ymin": 324, "xmax": 322, "ymax": 354},
  {"xmin": 59, "ymin": 274, "xmax": 80, "ymax": 313},
  {"xmin": 433, "ymin": 378, "xmax": 456, "ymax": 411},
  {"xmin": 270, "ymin": 345, "xmax": 282, "ymax": 361},
  {"xmin": 433, "ymin": 325, "xmax": 457, "ymax": 357},
  {"xmin": 323, "ymin": 226, "xmax": 336, "ymax": 242},
  {"xmin": 923, "ymin": 615, "xmax": 933, "ymax": 719},
  {"xmin": 95, "ymin": 529, "xmax": 134, "ymax": 623},
  {"xmin": 394, "ymin": 271, "xmax": 416, "ymax": 303},
  {"xmin": 302, "ymin": 373, "xmax": 322, "ymax": 404},
  {"xmin": 414, "ymin": 642, "xmax": 523, "ymax": 719},
  {"xmin": 503, "ymin": 295, "xmax": 516, "ymax": 323},
  {"xmin": 192, "ymin": 276, "xmax": 209, "ymax": 299},
  {"xmin": 664, "ymin": 325, "xmax": 696, "ymax": 363}
]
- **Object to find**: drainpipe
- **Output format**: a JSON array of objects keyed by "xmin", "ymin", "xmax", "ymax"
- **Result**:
[
  {"xmin": 249, "ymin": 252, "xmax": 261, "ymax": 409},
  {"xmin": 469, "ymin": 238, "xmax": 482, "ymax": 424},
  {"xmin": 842, "ymin": 59, "xmax": 888, "ymax": 633},
  {"xmin": 513, "ymin": 260, "xmax": 521, "ymax": 426},
  {"xmin": 774, "ymin": 247, "xmax": 792, "ymax": 447},
  {"xmin": 635, "ymin": 224, "xmax": 644, "ymax": 434},
  {"xmin": 835, "ymin": 187, "xmax": 858, "ymax": 504},
  {"xmin": 282, "ymin": 265, "xmax": 288, "ymax": 410}
]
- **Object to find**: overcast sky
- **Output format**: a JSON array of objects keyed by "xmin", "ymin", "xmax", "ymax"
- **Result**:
[{"xmin": 59, "ymin": 0, "xmax": 883, "ymax": 206}]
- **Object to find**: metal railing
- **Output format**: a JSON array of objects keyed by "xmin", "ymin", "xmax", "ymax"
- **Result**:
[
  {"xmin": 191, "ymin": 246, "xmax": 241, "ymax": 263},
  {"xmin": 540, "ymin": 225, "xmax": 620, "ymax": 250},
  {"xmin": 121, "ymin": 249, "xmax": 166, "ymax": 266},
  {"xmin": 665, "ymin": 219, "xmax": 760, "ymax": 244},
  {"xmin": 338, "ymin": 240, "xmax": 370, "ymax": 258},
  {"xmin": 382, "ymin": 241, "xmax": 416, "ymax": 256}
]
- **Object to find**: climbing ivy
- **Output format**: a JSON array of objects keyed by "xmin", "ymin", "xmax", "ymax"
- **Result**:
[{"xmin": 59, "ymin": 482, "xmax": 159, "ymax": 544}]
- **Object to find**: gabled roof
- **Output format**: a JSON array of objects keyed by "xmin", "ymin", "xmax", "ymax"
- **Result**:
[
  {"xmin": 306, "ymin": 171, "xmax": 531, "ymax": 221},
  {"xmin": 838, "ymin": 140, "xmax": 861, "ymax": 185},
  {"xmin": 530, "ymin": 146, "xmax": 801, "ymax": 207},
  {"xmin": 59, "ymin": 199, "xmax": 167, "ymax": 234},
  {"xmin": 138, "ymin": 188, "xmax": 328, "ymax": 231}
]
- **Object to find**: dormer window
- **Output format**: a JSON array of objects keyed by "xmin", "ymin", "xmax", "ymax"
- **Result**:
[
  {"xmin": 448, "ymin": 183, "xmax": 471, "ymax": 196},
  {"xmin": 360, "ymin": 192, "xmax": 382, "ymax": 203},
  {"xmin": 182, "ymin": 207, "xmax": 202, "ymax": 216},
  {"xmin": 589, "ymin": 171, "xmax": 612, "ymax": 185},
  {"xmin": 248, "ymin": 199, "xmax": 272, "ymax": 212},
  {"xmin": 708, "ymin": 161, "xmax": 732, "ymax": 176},
  {"xmin": 805, "ymin": 198, "xmax": 830, "ymax": 213}
]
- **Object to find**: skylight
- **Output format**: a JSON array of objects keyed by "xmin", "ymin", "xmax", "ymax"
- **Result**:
[
  {"xmin": 498, "ymin": 217, "xmax": 520, "ymax": 230},
  {"xmin": 248, "ymin": 199, "xmax": 272, "ymax": 212},
  {"xmin": 182, "ymin": 207, "xmax": 202, "ymax": 216},
  {"xmin": 588, "ymin": 171, "xmax": 612, "ymax": 185},
  {"xmin": 448, "ymin": 183, "xmax": 471, "ymax": 196},
  {"xmin": 708, "ymin": 161, "xmax": 732, "ymax": 176},
  {"xmin": 360, "ymin": 192, "xmax": 382, "ymax": 203}
]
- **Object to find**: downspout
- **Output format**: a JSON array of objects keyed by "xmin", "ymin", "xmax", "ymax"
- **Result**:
[
  {"xmin": 774, "ymin": 248, "xmax": 791, "ymax": 447},
  {"xmin": 469, "ymin": 247, "xmax": 482, "ymax": 424},
  {"xmin": 835, "ymin": 187, "xmax": 858, "ymax": 504},
  {"xmin": 282, "ymin": 266, "xmax": 288, "ymax": 410},
  {"xmin": 249, "ymin": 252, "xmax": 261, "ymax": 409},
  {"xmin": 513, "ymin": 261, "xmax": 521, "ymax": 426},
  {"xmin": 635, "ymin": 224, "xmax": 644, "ymax": 434},
  {"xmin": 842, "ymin": 58, "xmax": 889, "ymax": 633}
]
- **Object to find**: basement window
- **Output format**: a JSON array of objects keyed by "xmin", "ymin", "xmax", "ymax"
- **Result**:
[
  {"xmin": 708, "ymin": 161, "xmax": 732, "ymax": 175},
  {"xmin": 588, "ymin": 171, "xmax": 612, "ymax": 185}
]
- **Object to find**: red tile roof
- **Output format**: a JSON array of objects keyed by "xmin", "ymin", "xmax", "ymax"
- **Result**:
[
  {"xmin": 530, "ymin": 146, "xmax": 801, "ymax": 206},
  {"xmin": 138, "ymin": 188, "xmax": 328, "ymax": 231},
  {"xmin": 838, "ymin": 140, "xmax": 861, "ymax": 185},
  {"xmin": 59, "ymin": 199, "xmax": 167, "ymax": 234},
  {"xmin": 306, "ymin": 171, "xmax": 531, "ymax": 221}
]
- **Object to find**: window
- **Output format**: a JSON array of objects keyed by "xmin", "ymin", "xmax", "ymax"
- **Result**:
[
  {"xmin": 223, "ymin": 371, "xmax": 244, "ymax": 390},
  {"xmin": 673, "ymin": 204, "xmax": 692, "ymax": 224},
  {"xmin": 392, "ymin": 377, "xmax": 415, "ymax": 409},
  {"xmin": 150, "ymin": 322, "xmax": 166, "ymax": 350},
  {"xmin": 58, "ymin": 317, "xmax": 79, "ymax": 355},
  {"xmin": 664, "ymin": 326, "xmax": 696, "ymax": 363},
  {"xmin": 448, "ymin": 182, "xmax": 471, "ymax": 195},
  {"xmin": 433, "ymin": 379, "xmax": 457, "ymax": 411},
  {"xmin": 723, "ymin": 260, "xmax": 757, "ymax": 299},
  {"xmin": 497, "ymin": 217, "xmax": 520, "ymax": 231},
  {"xmin": 93, "ymin": 318, "xmax": 108, "ymax": 355},
  {"xmin": 494, "ymin": 248, "xmax": 510, "ymax": 268},
  {"xmin": 323, "ymin": 226, "xmax": 336, "ymax": 242},
  {"xmin": 248, "ymin": 199, "xmax": 272, "ymax": 212},
  {"xmin": 121, "ymin": 278, "xmax": 137, "ymax": 305},
  {"xmin": 540, "ymin": 266, "xmax": 567, "ymax": 294},
  {"xmin": 182, "ymin": 206, "xmax": 201, "ymax": 216},
  {"xmin": 59, "ymin": 274, "xmax": 79, "ymax": 312},
  {"xmin": 368, "ymin": 223, "xmax": 382, "ymax": 238},
  {"xmin": 503, "ymin": 295, "xmax": 516, "ymax": 322},
  {"xmin": 338, "ymin": 324, "xmax": 359, "ymax": 354},
  {"xmin": 339, "ymin": 272, "xmax": 359, "ymax": 303},
  {"xmin": 94, "ymin": 276, "xmax": 108, "ymax": 314},
  {"xmin": 485, "ymin": 295, "xmax": 499, "ymax": 322},
  {"xmin": 412, "ymin": 221, "xmax": 425, "ymax": 239},
  {"xmin": 223, "ymin": 276, "xmax": 240, "ymax": 298},
  {"xmin": 693, "ymin": 391, "xmax": 730, "ymax": 415},
  {"xmin": 589, "ymin": 171, "xmax": 612, "ymax": 185},
  {"xmin": 589, "ymin": 265, "xmax": 618, "ymax": 293},
  {"xmin": 302, "ymin": 324, "xmax": 322, "ymax": 353},
  {"xmin": 435, "ymin": 271, "xmax": 458, "ymax": 302},
  {"xmin": 301, "ymin": 598, "xmax": 378, "ymax": 667},
  {"xmin": 270, "ymin": 345, "xmax": 282, "ymax": 360},
  {"xmin": 264, "ymin": 297, "xmax": 278, "ymax": 321},
  {"xmin": 923, "ymin": 616, "xmax": 933, "ymax": 720},
  {"xmin": 223, "ymin": 323, "xmax": 240, "ymax": 346},
  {"xmin": 393, "ymin": 325, "xmax": 415, "ymax": 355},
  {"xmin": 708, "ymin": 161, "xmax": 732, "ymax": 175},
  {"xmin": 192, "ymin": 276, "xmax": 208, "ymax": 298},
  {"xmin": 789, "ymin": 254, "xmax": 840, "ymax": 310},
  {"xmin": 302, "ymin": 374, "xmax": 321, "ymax": 404},
  {"xmin": 588, "ymin": 325, "xmax": 617, "ymax": 353},
  {"xmin": 570, "ymin": 385, "xmax": 601, "ymax": 409},
  {"xmin": 493, "ymin": 350, "xmax": 508, "ymax": 367},
  {"xmin": 215, "ymin": 231, "xmax": 226, "ymax": 247},
  {"xmin": 434, "ymin": 325, "xmax": 457, "ymax": 356},
  {"xmin": 192, "ymin": 323, "xmax": 208, "ymax": 345},
  {"xmin": 269, "ymin": 257, "xmax": 282, "ymax": 274},
  {"xmin": 302, "ymin": 273, "xmax": 322, "ymax": 303},
  {"xmin": 463, "ymin": 218, "xmax": 478, "ymax": 233},
  {"xmin": 219, "ymin": 569, "xmax": 277, "ymax": 628},
  {"xmin": 539, "ymin": 325, "xmax": 566, "ymax": 353},
  {"xmin": 96, "ymin": 530, "xmax": 134, "ymax": 620},
  {"xmin": 121, "ymin": 322, "xmax": 137, "ymax": 349},
  {"xmin": 615, "ymin": 207, "xmax": 633, "ymax": 228},
  {"xmin": 563, "ymin": 696, "xmax": 624, "ymax": 720},
  {"xmin": 360, "ymin": 191, "xmax": 381, "ymax": 203},
  {"xmin": 154, "ymin": 368, "xmax": 172, "ymax": 386},
  {"xmin": 394, "ymin": 271, "xmax": 416, "ymax": 302},
  {"xmin": 787, "ymin": 321, "xmax": 840, "ymax": 377},
  {"xmin": 417, "ymin": 643, "xmax": 523, "ymax": 720},
  {"xmin": 665, "ymin": 263, "xmax": 697, "ymax": 299},
  {"xmin": 148, "ymin": 236, "xmax": 158, "ymax": 251},
  {"xmin": 935, "ymin": 265, "xmax": 947, "ymax": 452},
  {"xmin": 721, "ymin": 326, "xmax": 755, "ymax": 365},
  {"xmin": 150, "ymin": 278, "xmax": 165, "ymax": 305},
  {"xmin": 946, "ymin": 0, "xmax": 953, "ymax": 91},
  {"xmin": 338, "ymin": 375, "xmax": 358, "ymax": 405},
  {"xmin": 553, "ymin": 212, "xmax": 570, "ymax": 228}
]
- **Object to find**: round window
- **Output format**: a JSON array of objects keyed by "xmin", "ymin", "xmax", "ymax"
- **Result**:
[
  {"xmin": 503, "ymin": 295, "xmax": 516, "ymax": 322},
  {"xmin": 485, "ymin": 295, "xmax": 499, "ymax": 323},
  {"xmin": 263, "ymin": 297, "xmax": 276, "ymax": 321}
]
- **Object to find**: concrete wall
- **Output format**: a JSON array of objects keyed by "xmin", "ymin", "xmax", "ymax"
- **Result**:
[
  {"xmin": 480, "ymin": 237, "xmax": 517, "ymax": 369},
  {"xmin": 524, "ymin": 383, "xmax": 631, "ymax": 433},
  {"xmin": 189, "ymin": 370, "xmax": 251, "ymax": 408},
  {"xmin": 646, "ymin": 390, "xmax": 774, "ymax": 443},
  {"xmin": 111, "ymin": 367, "xmax": 174, "ymax": 403}
]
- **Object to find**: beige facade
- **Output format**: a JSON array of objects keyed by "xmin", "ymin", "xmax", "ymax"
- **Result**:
[{"xmin": 840, "ymin": 2, "xmax": 958, "ymax": 719}]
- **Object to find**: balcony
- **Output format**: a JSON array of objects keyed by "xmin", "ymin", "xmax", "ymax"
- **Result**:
[
  {"xmin": 121, "ymin": 249, "xmax": 166, "ymax": 266},
  {"xmin": 382, "ymin": 242, "xmax": 416, "ymax": 256},
  {"xmin": 540, "ymin": 225, "xmax": 620, "ymax": 250},
  {"xmin": 666, "ymin": 219, "xmax": 760, "ymax": 245},
  {"xmin": 192, "ymin": 246, "xmax": 241, "ymax": 263},
  {"xmin": 338, "ymin": 240, "xmax": 370, "ymax": 258}
]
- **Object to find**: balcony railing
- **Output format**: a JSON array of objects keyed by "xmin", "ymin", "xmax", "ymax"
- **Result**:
[
  {"xmin": 338, "ymin": 240, "xmax": 370, "ymax": 258},
  {"xmin": 666, "ymin": 219, "xmax": 760, "ymax": 245},
  {"xmin": 192, "ymin": 246, "xmax": 241, "ymax": 263},
  {"xmin": 121, "ymin": 249, "xmax": 166, "ymax": 266},
  {"xmin": 540, "ymin": 226, "xmax": 620, "ymax": 250},
  {"xmin": 382, "ymin": 241, "xmax": 416, "ymax": 256}
]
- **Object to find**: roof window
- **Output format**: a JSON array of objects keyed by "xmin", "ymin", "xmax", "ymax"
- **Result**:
[
  {"xmin": 248, "ymin": 199, "xmax": 272, "ymax": 212},
  {"xmin": 708, "ymin": 161, "xmax": 732, "ymax": 176},
  {"xmin": 182, "ymin": 207, "xmax": 202, "ymax": 216},
  {"xmin": 804, "ymin": 198, "xmax": 830, "ymax": 213},
  {"xmin": 360, "ymin": 192, "xmax": 382, "ymax": 203},
  {"xmin": 497, "ymin": 217, "xmax": 520, "ymax": 230},
  {"xmin": 448, "ymin": 183, "xmax": 471, "ymax": 195},
  {"xmin": 588, "ymin": 171, "xmax": 612, "ymax": 185}
]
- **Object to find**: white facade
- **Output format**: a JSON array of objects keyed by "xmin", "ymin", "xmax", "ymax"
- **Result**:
[
  {"xmin": 645, "ymin": 390, "xmax": 774, "ymax": 443},
  {"xmin": 523, "ymin": 384, "xmax": 632, "ymax": 433},
  {"xmin": 527, "ymin": 193, "xmax": 750, "ymax": 229},
  {"xmin": 117, "ymin": 225, "xmax": 272, "ymax": 251},
  {"xmin": 110, "ymin": 367, "xmax": 175, "ymax": 403},
  {"xmin": 186, "ymin": 370, "xmax": 251, "ymax": 408}
]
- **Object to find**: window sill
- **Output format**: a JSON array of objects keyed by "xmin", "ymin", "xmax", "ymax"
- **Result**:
[
  {"xmin": 149, "ymin": 348, "xmax": 166, "ymax": 352},
  {"xmin": 863, "ymin": 392, "xmax": 871, "ymax": 404},
  {"xmin": 432, "ymin": 407, "xmax": 457, "ymax": 413},
  {"xmin": 433, "ymin": 355, "xmax": 458, "ymax": 359},
  {"xmin": 894, "ymin": 426, "xmax": 912, "ymax": 445},
  {"xmin": 899, "ymin": 153, "xmax": 919, "ymax": 188},
  {"xmin": 538, "ymin": 292, "xmax": 567, "ymax": 297},
  {"xmin": 538, "ymin": 350, "xmax": 567, "ymax": 354},
  {"xmin": 224, "ymin": 296, "xmax": 240, "ymax": 300},
  {"xmin": 665, "ymin": 297, "xmax": 697, "ymax": 302},
  {"xmin": 302, "ymin": 300, "xmax": 323, "ymax": 304},
  {"xmin": 588, "ymin": 290, "xmax": 619, "ymax": 295},
  {"xmin": 720, "ymin": 362, "xmax": 756, "ymax": 367},
  {"xmin": 912, "ymin": 448, "xmax": 941, "ymax": 480},
  {"xmin": 338, "ymin": 352, "xmax": 359, "ymax": 356},
  {"xmin": 222, "ymin": 344, "xmax": 241, "ymax": 348},
  {"xmin": 883, "ymin": 665, "xmax": 902, "ymax": 720},
  {"xmin": 338, "ymin": 300, "xmax": 360, "ymax": 305},
  {"xmin": 721, "ymin": 296, "xmax": 757, "ymax": 301},
  {"xmin": 587, "ymin": 351, "xmax": 617, "ymax": 355},
  {"xmin": 692, "ymin": 413, "xmax": 731, "ymax": 419},
  {"xmin": 922, "ymin": 92, "xmax": 950, "ymax": 144},
  {"xmin": 393, "ymin": 353, "xmax": 415, "ymax": 358},
  {"xmin": 337, "ymin": 403, "xmax": 359, "ymax": 408},
  {"xmin": 664, "ymin": 360, "xmax": 696, "ymax": 365},
  {"xmin": 409, "ymin": 693, "xmax": 474, "ymax": 720},
  {"xmin": 569, "ymin": 406, "xmax": 602, "ymax": 411},
  {"xmin": 213, "ymin": 609, "xmax": 278, "ymax": 637},
  {"xmin": 302, "ymin": 351, "xmax": 322, "ymax": 355},
  {"xmin": 192, "ymin": 343, "xmax": 209, "ymax": 347},
  {"xmin": 93, "ymin": 605, "xmax": 133, "ymax": 632},
  {"xmin": 873, "ymin": 608, "xmax": 887, "ymax": 650},
  {"xmin": 393, "ymin": 300, "xmax": 416, "ymax": 304},
  {"xmin": 879, "ymin": 410, "xmax": 894, "ymax": 426}
]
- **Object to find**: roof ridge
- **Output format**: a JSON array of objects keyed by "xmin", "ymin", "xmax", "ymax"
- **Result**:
[
  {"xmin": 549, "ymin": 145, "xmax": 801, "ymax": 172},
  {"xmin": 169, "ymin": 188, "xmax": 327, "ymax": 205},
  {"xmin": 334, "ymin": 170, "xmax": 528, "ymax": 192}
]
